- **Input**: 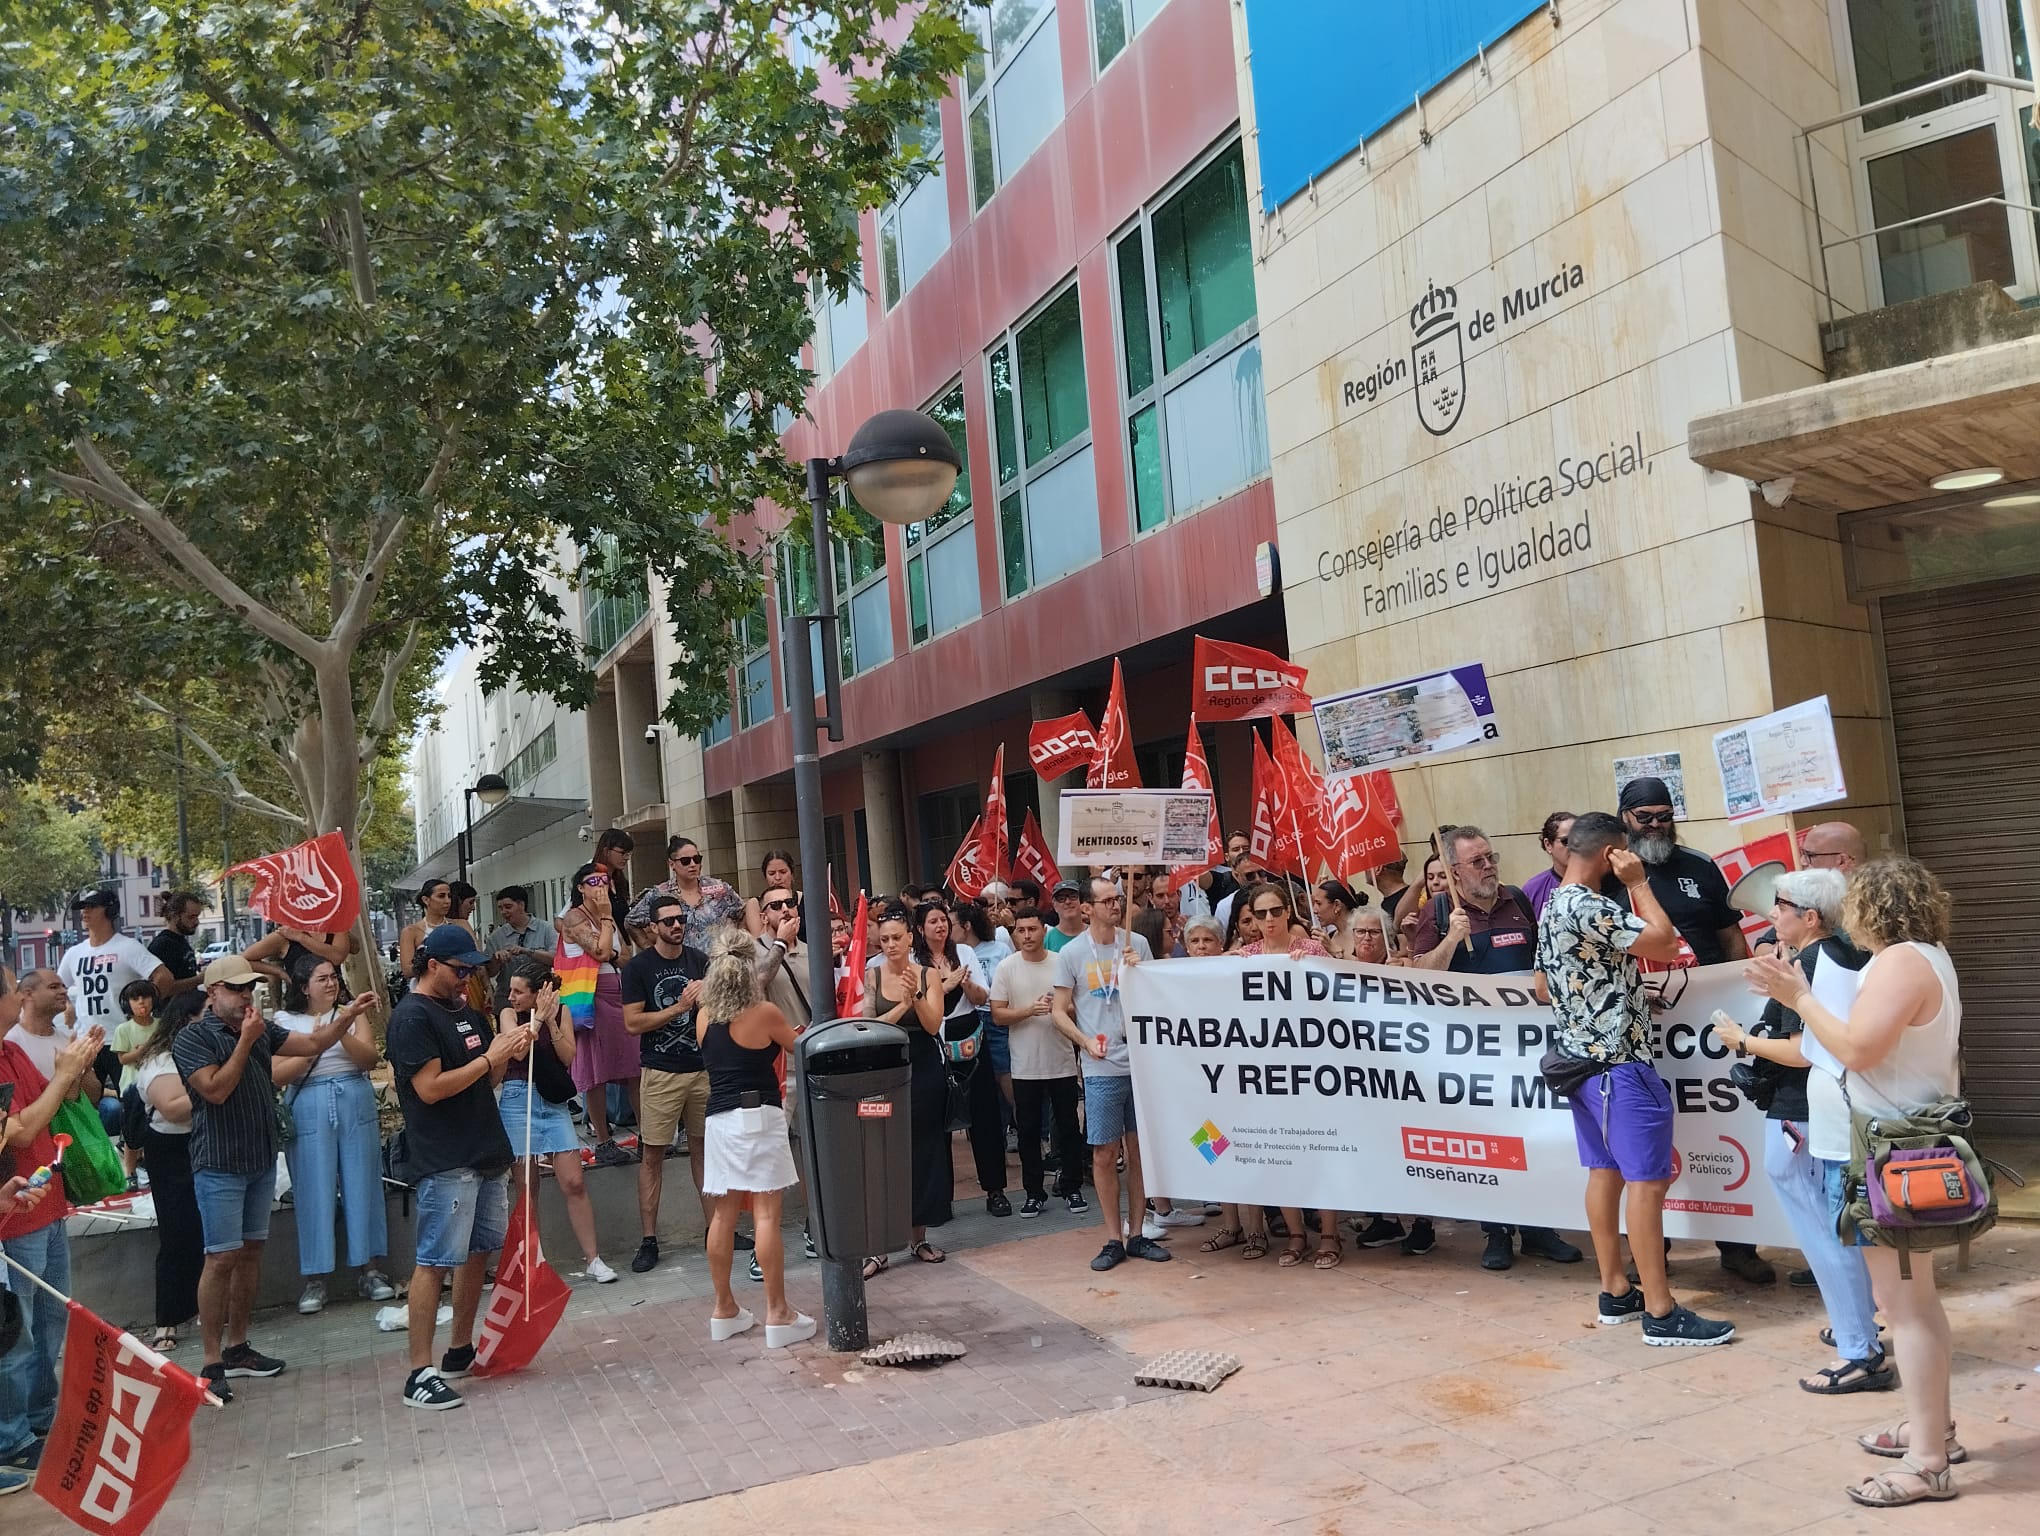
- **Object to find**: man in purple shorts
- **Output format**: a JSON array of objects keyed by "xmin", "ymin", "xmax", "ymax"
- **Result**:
[{"xmin": 1535, "ymin": 812, "xmax": 1735, "ymax": 1348}]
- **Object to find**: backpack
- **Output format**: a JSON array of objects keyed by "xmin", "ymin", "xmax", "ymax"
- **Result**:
[{"xmin": 1837, "ymin": 1092, "xmax": 2000, "ymax": 1278}]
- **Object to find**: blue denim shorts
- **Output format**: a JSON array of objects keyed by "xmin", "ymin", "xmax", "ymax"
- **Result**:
[
  {"xmin": 982, "ymin": 1012, "xmax": 1012, "ymax": 1077},
  {"xmin": 193, "ymin": 1166, "xmax": 277, "ymax": 1254},
  {"xmin": 1083, "ymin": 1074, "xmax": 1136, "ymax": 1146},
  {"xmin": 413, "ymin": 1167, "xmax": 511, "ymax": 1269}
]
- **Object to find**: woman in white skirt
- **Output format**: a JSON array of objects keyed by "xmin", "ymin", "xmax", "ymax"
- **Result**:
[
  {"xmin": 498, "ymin": 965, "xmax": 617, "ymax": 1283},
  {"xmin": 698, "ymin": 928, "xmax": 811, "ymax": 1347}
]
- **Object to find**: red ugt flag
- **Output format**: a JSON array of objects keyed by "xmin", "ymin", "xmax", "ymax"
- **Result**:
[
  {"xmin": 1164, "ymin": 719, "xmax": 1225, "ymax": 896},
  {"xmin": 227, "ymin": 829, "xmax": 361, "ymax": 933},
  {"xmin": 473, "ymin": 1198, "xmax": 571, "ymax": 1377},
  {"xmin": 975, "ymin": 745, "xmax": 1011, "ymax": 883},
  {"xmin": 1270, "ymin": 716, "xmax": 1328, "ymax": 876},
  {"xmin": 35, "ymin": 1303, "xmax": 210, "ymax": 1536},
  {"xmin": 1086, "ymin": 659, "xmax": 1141, "ymax": 789},
  {"xmin": 944, "ymin": 815, "xmax": 994, "ymax": 899},
  {"xmin": 1028, "ymin": 711, "xmax": 1098, "ymax": 781},
  {"xmin": 1193, "ymin": 636, "xmax": 1312, "ymax": 721},
  {"xmin": 1011, "ymin": 810, "xmax": 1062, "ymax": 894},
  {"xmin": 1322, "ymin": 770, "xmax": 1401, "ymax": 875}
]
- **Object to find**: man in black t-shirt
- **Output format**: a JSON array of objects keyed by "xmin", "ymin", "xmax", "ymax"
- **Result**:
[
  {"xmin": 618, "ymin": 894, "xmax": 710, "ymax": 1275},
  {"xmin": 148, "ymin": 889, "xmax": 206, "ymax": 998},
  {"xmin": 387, "ymin": 926, "xmax": 530, "ymax": 1411},
  {"xmin": 1603, "ymin": 778, "xmax": 1772, "ymax": 1285}
]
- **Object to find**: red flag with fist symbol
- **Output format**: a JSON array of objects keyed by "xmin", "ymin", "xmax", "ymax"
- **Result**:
[
  {"xmin": 944, "ymin": 816, "xmax": 994, "ymax": 899},
  {"xmin": 34, "ymin": 1303, "xmax": 210, "ymax": 1536},
  {"xmin": 226, "ymin": 829, "xmax": 360, "ymax": 933}
]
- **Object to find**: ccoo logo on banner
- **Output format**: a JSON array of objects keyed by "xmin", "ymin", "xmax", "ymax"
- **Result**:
[{"xmin": 1121, "ymin": 956, "xmax": 1791, "ymax": 1245}]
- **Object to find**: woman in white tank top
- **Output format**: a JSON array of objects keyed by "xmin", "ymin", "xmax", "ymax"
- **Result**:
[{"xmin": 1746, "ymin": 858, "xmax": 1965, "ymax": 1508}]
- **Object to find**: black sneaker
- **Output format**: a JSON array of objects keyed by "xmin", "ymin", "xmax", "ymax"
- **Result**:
[
  {"xmin": 199, "ymin": 1362, "xmax": 234, "ymax": 1404},
  {"xmin": 1354, "ymin": 1216, "xmax": 1406, "ymax": 1248},
  {"xmin": 747, "ymin": 1254, "xmax": 763, "ymax": 1283},
  {"xmin": 1718, "ymin": 1244, "xmax": 1775, "ymax": 1285},
  {"xmin": 733, "ymin": 1229, "xmax": 756, "ymax": 1252},
  {"xmin": 222, "ymin": 1342, "xmax": 286, "ymax": 1378},
  {"xmin": 631, "ymin": 1236, "xmax": 660, "ymax": 1274},
  {"xmin": 1519, "ymin": 1227, "xmax": 1584, "ymax": 1264},
  {"xmin": 439, "ymin": 1344, "xmax": 476, "ymax": 1379},
  {"xmin": 2, "ymin": 1438, "xmax": 43, "ymax": 1472},
  {"xmin": 1090, "ymin": 1240, "xmax": 1126, "ymax": 1272},
  {"xmin": 1399, "ymin": 1218, "xmax": 1436, "ymax": 1256},
  {"xmin": 401, "ymin": 1367, "xmax": 465, "ymax": 1411},
  {"xmin": 590, "ymin": 1139, "xmax": 635, "ymax": 1169},
  {"xmin": 804, "ymin": 1228, "xmax": 819, "ymax": 1260},
  {"xmin": 1125, "ymin": 1235, "xmax": 1173, "ymax": 1262},
  {"xmin": 1019, "ymin": 1196, "xmax": 1046, "ymax": 1218},
  {"xmin": 1481, "ymin": 1230, "xmax": 1515, "ymax": 1270},
  {"xmin": 986, "ymin": 1191, "xmax": 1012, "ymax": 1217},
  {"xmin": 1064, "ymin": 1191, "xmax": 1089, "ymax": 1215},
  {"xmin": 1598, "ymin": 1287, "xmax": 1648, "ymax": 1325},
  {"xmin": 1642, "ymin": 1304, "xmax": 1737, "ymax": 1348},
  {"xmin": 1788, "ymin": 1268, "xmax": 1817, "ymax": 1289}
]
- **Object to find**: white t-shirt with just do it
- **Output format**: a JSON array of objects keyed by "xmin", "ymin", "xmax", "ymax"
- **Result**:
[{"xmin": 58, "ymin": 933, "xmax": 161, "ymax": 1031}]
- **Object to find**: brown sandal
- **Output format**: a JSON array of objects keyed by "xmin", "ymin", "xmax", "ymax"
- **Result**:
[
  {"xmin": 1277, "ymin": 1235, "xmax": 1310, "ymax": 1268},
  {"xmin": 1847, "ymin": 1459, "xmax": 1956, "ymax": 1507},
  {"xmin": 1240, "ymin": 1231, "xmax": 1270, "ymax": 1260},
  {"xmin": 1858, "ymin": 1421, "xmax": 1967, "ymax": 1463},
  {"xmin": 1199, "ymin": 1226, "xmax": 1244, "ymax": 1253},
  {"xmin": 1313, "ymin": 1235, "xmax": 1343, "ymax": 1270}
]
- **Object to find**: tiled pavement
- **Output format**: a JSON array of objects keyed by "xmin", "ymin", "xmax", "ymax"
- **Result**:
[{"xmin": 15, "ymin": 1140, "xmax": 2040, "ymax": 1535}]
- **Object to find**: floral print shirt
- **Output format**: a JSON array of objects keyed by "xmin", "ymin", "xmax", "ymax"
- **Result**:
[
  {"xmin": 1535, "ymin": 882, "xmax": 1652, "ymax": 1065},
  {"xmin": 626, "ymin": 875, "xmax": 745, "ymax": 955}
]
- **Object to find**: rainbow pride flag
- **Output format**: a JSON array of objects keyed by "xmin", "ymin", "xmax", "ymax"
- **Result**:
[{"xmin": 555, "ymin": 939, "xmax": 599, "ymax": 1030}]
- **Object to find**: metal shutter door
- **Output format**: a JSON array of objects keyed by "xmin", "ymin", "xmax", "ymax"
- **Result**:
[{"xmin": 1882, "ymin": 572, "xmax": 2040, "ymax": 1136}]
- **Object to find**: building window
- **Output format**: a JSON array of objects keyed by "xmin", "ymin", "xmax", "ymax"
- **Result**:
[
  {"xmin": 987, "ymin": 281, "xmax": 1099, "ymax": 598},
  {"xmin": 503, "ymin": 723, "xmax": 558, "ymax": 791},
  {"xmin": 880, "ymin": 104, "xmax": 950, "ymax": 309},
  {"xmin": 905, "ymin": 382, "xmax": 978, "ymax": 644},
  {"xmin": 1091, "ymin": 0, "xmax": 1170, "ymax": 72},
  {"xmin": 916, "ymin": 783, "xmax": 980, "ymax": 880},
  {"xmin": 778, "ymin": 493, "xmax": 893, "ymax": 683},
  {"xmin": 701, "ymin": 711, "xmax": 732, "ymax": 749},
  {"xmin": 736, "ymin": 599, "xmax": 775, "ymax": 730},
  {"xmin": 1114, "ymin": 138, "xmax": 1268, "ymax": 532},
  {"xmin": 965, "ymin": 0, "xmax": 1063, "ymax": 211},
  {"xmin": 582, "ymin": 534, "xmax": 650, "ymax": 657},
  {"xmin": 812, "ymin": 257, "xmax": 871, "ymax": 382}
]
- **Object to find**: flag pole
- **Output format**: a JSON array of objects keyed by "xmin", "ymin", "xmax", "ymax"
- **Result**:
[
  {"xmin": 0, "ymin": 1251, "xmax": 225, "ymax": 1407},
  {"xmin": 524, "ymin": 1029, "xmax": 535, "ymax": 1322}
]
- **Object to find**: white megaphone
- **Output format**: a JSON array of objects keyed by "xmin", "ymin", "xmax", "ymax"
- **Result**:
[{"xmin": 1727, "ymin": 859, "xmax": 1789, "ymax": 916}]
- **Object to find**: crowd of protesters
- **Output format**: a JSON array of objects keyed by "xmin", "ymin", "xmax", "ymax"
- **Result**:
[{"xmin": 0, "ymin": 788, "xmax": 1985, "ymax": 1506}]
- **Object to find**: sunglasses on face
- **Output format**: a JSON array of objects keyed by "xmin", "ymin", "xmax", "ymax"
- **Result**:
[
  {"xmin": 1252, "ymin": 906, "xmax": 1288, "ymax": 921},
  {"xmin": 220, "ymin": 980, "xmax": 258, "ymax": 995},
  {"xmin": 674, "ymin": 854, "xmax": 703, "ymax": 866},
  {"xmin": 763, "ymin": 899, "xmax": 796, "ymax": 913},
  {"xmin": 654, "ymin": 915, "xmax": 686, "ymax": 928},
  {"xmin": 445, "ymin": 963, "xmax": 478, "ymax": 980},
  {"xmin": 583, "ymin": 874, "xmax": 609, "ymax": 887},
  {"xmin": 1458, "ymin": 853, "xmax": 1500, "ymax": 870},
  {"xmin": 1629, "ymin": 810, "xmax": 1676, "ymax": 826}
]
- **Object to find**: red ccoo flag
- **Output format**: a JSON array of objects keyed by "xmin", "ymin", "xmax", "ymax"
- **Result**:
[
  {"xmin": 1270, "ymin": 715, "xmax": 1329, "ymax": 876},
  {"xmin": 1010, "ymin": 810, "xmax": 1061, "ymax": 894},
  {"xmin": 1028, "ymin": 711, "xmax": 1098, "ymax": 780},
  {"xmin": 473, "ymin": 1196, "xmax": 571, "ymax": 1377},
  {"xmin": 944, "ymin": 815, "xmax": 995, "ymax": 899},
  {"xmin": 1193, "ymin": 636, "xmax": 1312, "ymax": 721},
  {"xmin": 34, "ymin": 1302, "xmax": 212, "ymax": 1536},
  {"xmin": 975, "ymin": 745, "xmax": 1011, "ymax": 883},
  {"xmin": 1163, "ymin": 718, "xmax": 1225, "ymax": 896},
  {"xmin": 1248, "ymin": 733, "xmax": 1306, "ymax": 878},
  {"xmin": 836, "ymin": 892, "xmax": 870, "ymax": 1015},
  {"xmin": 227, "ymin": 829, "xmax": 360, "ymax": 934},
  {"xmin": 1322, "ymin": 769, "xmax": 1400, "ymax": 875},
  {"xmin": 1086, "ymin": 659, "xmax": 1140, "ymax": 789}
]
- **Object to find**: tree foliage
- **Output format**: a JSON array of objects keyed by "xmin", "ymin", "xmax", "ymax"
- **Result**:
[
  {"xmin": 1, "ymin": 0, "xmax": 976, "ymax": 857},
  {"xmin": 0, "ymin": 782, "xmax": 100, "ymax": 916}
]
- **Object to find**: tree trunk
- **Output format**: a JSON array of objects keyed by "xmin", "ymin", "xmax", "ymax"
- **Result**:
[{"xmin": 310, "ymin": 655, "xmax": 385, "ymax": 1005}]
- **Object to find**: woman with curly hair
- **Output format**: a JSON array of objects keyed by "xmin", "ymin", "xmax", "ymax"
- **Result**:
[
  {"xmin": 1747, "ymin": 858, "xmax": 1967, "ymax": 1508},
  {"xmin": 697, "ymin": 928, "xmax": 810, "ymax": 1348}
]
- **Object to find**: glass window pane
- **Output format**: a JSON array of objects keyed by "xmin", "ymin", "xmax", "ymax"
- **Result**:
[
  {"xmin": 898, "ymin": 170, "xmax": 949, "ymax": 293},
  {"xmin": 739, "ymin": 651, "xmax": 774, "ymax": 728},
  {"xmin": 850, "ymin": 578, "xmax": 893, "ymax": 672},
  {"xmin": 1025, "ymin": 444, "xmax": 1102, "ymax": 587},
  {"xmin": 880, "ymin": 216, "xmax": 902, "ymax": 310},
  {"xmin": 969, "ymin": 101, "xmax": 996, "ymax": 209},
  {"xmin": 1152, "ymin": 143, "xmax": 1255, "ymax": 374},
  {"xmin": 930, "ymin": 383, "xmax": 971, "ymax": 516},
  {"xmin": 989, "ymin": 0, "xmax": 1051, "ymax": 66},
  {"xmin": 908, "ymin": 555, "xmax": 930, "ymax": 644},
  {"xmin": 1001, "ymin": 490, "xmax": 1028, "ymax": 596},
  {"xmin": 925, "ymin": 524, "xmax": 981, "ymax": 637},
  {"xmin": 964, "ymin": 10, "xmax": 990, "ymax": 96},
  {"xmin": 1018, "ymin": 285, "xmax": 1088, "ymax": 466},
  {"xmin": 829, "ymin": 263, "xmax": 869, "ymax": 364},
  {"xmin": 990, "ymin": 344, "xmax": 1020, "ymax": 484},
  {"xmin": 1161, "ymin": 336, "xmax": 1269, "ymax": 513},
  {"xmin": 1130, "ymin": 0, "xmax": 1169, "ymax": 27},
  {"xmin": 1129, "ymin": 403, "xmax": 1166, "ymax": 531},
  {"xmin": 702, "ymin": 713, "xmax": 732, "ymax": 748},
  {"xmin": 1847, "ymin": 1, "xmax": 1986, "ymax": 131},
  {"xmin": 1093, "ymin": 0, "xmax": 1128, "ymax": 70},
  {"xmin": 993, "ymin": 11, "xmax": 1062, "ymax": 183},
  {"xmin": 1115, "ymin": 230, "xmax": 1154, "ymax": 395},
  {"xmin": 1867, "ymin": 128, "xmax": 2015, "ymax": 302}
]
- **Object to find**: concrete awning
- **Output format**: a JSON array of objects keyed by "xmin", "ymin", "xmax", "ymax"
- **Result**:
[
  {"xmin": 395, "ymin": 795, "xmax": 587, "ymax": 892},
  {"xmin": 1688, "ymin": 334, "xmax": 2040, "ymax": 513}
]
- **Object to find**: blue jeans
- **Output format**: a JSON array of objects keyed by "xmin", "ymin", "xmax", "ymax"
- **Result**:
[
  {"xmin": 283, "ymin": 1074, "xmax": 388, "ymax": 1277},
  {"xmin": 0, "ymin": 1222, "xmax": 70, "ymax": 1452},
  {"xmin": 413, "ymin": 1168, "xmax": 510, "ymax": 1269},
  {"xmin": 193, "ymin": 1166, "xmax": 277, "ymax": 1254},
  {"xmin": 1767, "ymin": 1121, "xmax": 1878, "ymax": 1357}
]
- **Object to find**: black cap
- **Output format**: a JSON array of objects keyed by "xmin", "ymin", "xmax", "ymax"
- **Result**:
[
  {"xmin": 1619, "ymin": 776, "xmax": 1675, "ymax": 814},
  {"xmin": 76, "ymin": 888, "xmax": 117, "ymax": 913},
  {"xmin": 419, "ymin": 924, "xmax": 489, "ymax": 966}
]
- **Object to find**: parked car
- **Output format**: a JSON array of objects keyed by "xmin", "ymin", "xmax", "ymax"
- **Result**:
[{"xmin": 197, "ymin": 940, "xmax": 234, "ymax": 963}]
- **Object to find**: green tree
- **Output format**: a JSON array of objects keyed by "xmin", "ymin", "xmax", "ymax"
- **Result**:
[
  {"xmin": 1, "ymin": 0, "xmax": 975, "ymax": 863},
  {"xmin": 0, "ymin": 782, "xmax": 100, "ymax": 920}
]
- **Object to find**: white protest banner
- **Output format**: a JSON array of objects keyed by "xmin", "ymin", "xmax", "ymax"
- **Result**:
[
  {"xmin": 1714, "ymin": 695, "xmax": 1846, "ymax": 820},
  {"xmin": 1124, "ymin": 956, "xmax": 1793, "ymax": 1245},
  {"xmin": 1313, "ymin": 662, "xmax": 1499, "ymax": 779},
  {"xmin": 1057, "ymin": 789, "xmax": 1215, "ymax": 867}
]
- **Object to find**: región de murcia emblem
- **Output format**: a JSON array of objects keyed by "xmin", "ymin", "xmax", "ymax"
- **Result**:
[{"xmin": 1410, "ymin": 279, "xmax": 1466, "ymax": 437}]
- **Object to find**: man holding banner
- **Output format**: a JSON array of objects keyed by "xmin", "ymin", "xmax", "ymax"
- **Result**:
[{"xmin": 1535, "ymin": 814, "xmax": 1735, "ymax": 1348}]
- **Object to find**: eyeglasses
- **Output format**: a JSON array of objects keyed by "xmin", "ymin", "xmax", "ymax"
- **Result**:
[
  {"xmin": 763, "ymin": 899, "xmax": 797, "ymax": 913},
  {"xmin": 583, "ymin": 874, "xmax": 609, "ymax": 887},
  {"xmin": 1457, "ymin": 853, "xmax": 1500, "ymax": 870},
  {"xmin": 1802, "ymin": 850, "xmax": 1843, "ymax": 865},
  {"xmin": 1251, "ymin": 905, "xmax": 1289, "ymax": 920},
  {"xmin": 674, "ymin": 854, "xmax": 703, "ymax": 866},
  {"xmin": 654, "ymin": 916, "xmax": 686, "ymax": 928},
  {"xmin": 1629, "ymin": 810, "xmax": 1676, "ymax": 826}
]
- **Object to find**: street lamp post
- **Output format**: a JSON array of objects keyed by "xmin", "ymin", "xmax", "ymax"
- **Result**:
[
  {"xmin": 460, "ymin": 773, "xmax": 512, "ymax": 885},
  {"xmin": 787, "ymin": 409, "xmax": 962, "ymax": 1352}
]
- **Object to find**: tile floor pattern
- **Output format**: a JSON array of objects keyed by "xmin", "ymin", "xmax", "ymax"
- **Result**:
[{"xmin": 11, "ymin": 1146, "xmax": 2040, "ymax": 1536}]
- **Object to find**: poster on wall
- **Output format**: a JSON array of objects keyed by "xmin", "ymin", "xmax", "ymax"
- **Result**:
[
  {"xmin": 1613, "ymin": 752, "xmax": 1687, "ymax": 819},
  {"xmin": 1713, "ymin": 696, "xmax": 1846, "ymax": 820},
  {"xmin": 1057, "ymin": 789, "xmax": 1216, "ymax": 868},
  {"xmin": 1313, "ymin": 662, "xmax": 1499, "ymax": 778}
]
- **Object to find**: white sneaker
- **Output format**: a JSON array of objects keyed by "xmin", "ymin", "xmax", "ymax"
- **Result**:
[
  {"xmin": 1154, "ymin": 1208, "xmax": 1205, "ymax": 1228},
  {"xmin": 583, "ymin": 1256, "xmax": 619, "ymax": 1284},
  {"xmin": 1140, "ymin": 1214, "xmax": 1166, "ymax": 1241},
  {"xmin": 297, "ymin": 1280, "xmax": 326, "ymax": 1315}
]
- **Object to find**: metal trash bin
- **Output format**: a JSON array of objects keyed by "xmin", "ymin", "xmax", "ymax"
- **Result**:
[{"xmin": 796, "ymin": 1018, "xmax": 913, "ymax": 1263}]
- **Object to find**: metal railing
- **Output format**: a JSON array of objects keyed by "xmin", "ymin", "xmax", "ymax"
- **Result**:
[{"xmin": 1800, "ymin": 70, "xmax": 2040, "ymax": 325}]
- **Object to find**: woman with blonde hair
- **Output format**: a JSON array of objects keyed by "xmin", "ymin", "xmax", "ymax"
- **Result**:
[
  {"xmin": 697, "ymin": 928, "xmax": 810, "ymax": 1347},
  {"xmin": 1747, "ymin": 858, "xmax": 1968, "ymax": 1508}
]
